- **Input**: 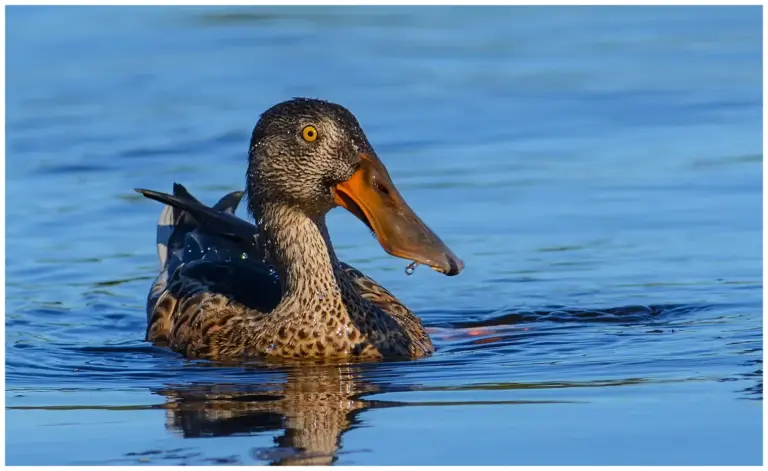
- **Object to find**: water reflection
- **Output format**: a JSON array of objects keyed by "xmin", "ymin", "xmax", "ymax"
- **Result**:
[
  {"xmin": 155, "ymin": 364, "xmax": 376, "ymax": 465},
  {"xmin": 150, "ymin": 356, "xmax": 714, "ymax": 466}
]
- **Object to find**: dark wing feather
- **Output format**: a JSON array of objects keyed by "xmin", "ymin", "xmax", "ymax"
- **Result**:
[
  {"xmin": 177, "ymin": 258, "xmax": 281, "ymax": 313},
  {"xmin": 135, "ymin": 185, "xmax": 259, "ymax": 245}
]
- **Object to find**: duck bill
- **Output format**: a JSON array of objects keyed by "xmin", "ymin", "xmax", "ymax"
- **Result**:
[{"xmin": 333, "ymin": 154, "xmax": 464, "ymax": 276}]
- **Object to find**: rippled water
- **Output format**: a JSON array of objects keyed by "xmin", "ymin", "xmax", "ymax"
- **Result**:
[{"xmin": 6, "ymin": 5, "xmax": 762, "ymax": 466}]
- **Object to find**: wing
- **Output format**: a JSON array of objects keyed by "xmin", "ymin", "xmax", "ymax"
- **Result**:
[
  {"xmin": 137, "ymin": 184, "xmax": 282, "ymax": 350},
  {"xmin": 338, "ymin": 262, "xmax": 413, "ymax": 319},
  {"xmin": 147, "ymin": 256, "xmax": 282, "ymax": 350}
]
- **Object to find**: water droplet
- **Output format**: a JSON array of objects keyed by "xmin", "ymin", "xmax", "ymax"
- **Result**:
[
  {"xmin": 405, "ymin": 261, "xmax": 419, "ymax": 276},
  {"xmin": 241, "ymin": 252, "xmax": 248, "ymax": 260},
  {"xmin": 267, "ymin": 343, "xmax": 276, "ymax": 352}
]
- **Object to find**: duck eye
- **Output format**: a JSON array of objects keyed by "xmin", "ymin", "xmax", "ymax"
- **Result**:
[{"xmin": 302, "ymin": 125, "xmax": 318, "ymax": 142}]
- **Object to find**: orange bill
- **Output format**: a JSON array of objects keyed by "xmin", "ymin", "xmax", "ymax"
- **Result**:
[{"xmin": 333, "ymin": 154, "xmax": 464, "ymax": 276}]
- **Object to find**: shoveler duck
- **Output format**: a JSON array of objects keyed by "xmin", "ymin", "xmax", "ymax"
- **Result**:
[{"xmin": 136, "ymin": 98, "xmax": 463, "ymax": 361}]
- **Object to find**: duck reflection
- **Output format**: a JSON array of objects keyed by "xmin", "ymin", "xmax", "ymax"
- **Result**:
[{"xmin": 153, "ymin": 364, "xmax": 378, "ymax": 465}]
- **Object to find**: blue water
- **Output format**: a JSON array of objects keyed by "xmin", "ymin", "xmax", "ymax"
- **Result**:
[{"xmin": 5, "ymin": 5, "xmax": 762, "ymax": 466}]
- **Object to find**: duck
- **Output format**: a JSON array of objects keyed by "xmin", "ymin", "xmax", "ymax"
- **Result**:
[{"xmin": 136, "ymin": 98, "xmax": 463, "ymax": 362}]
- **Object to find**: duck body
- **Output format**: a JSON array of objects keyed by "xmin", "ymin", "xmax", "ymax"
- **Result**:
[{"xmin": 137, "ymin": 98, "xmax": 463, "ymax": 362}]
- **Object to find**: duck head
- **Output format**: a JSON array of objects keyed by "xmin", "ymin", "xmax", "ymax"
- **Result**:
[{"xmin": 246, "ymin": 98, "xmax": 463, "ymax": 276}]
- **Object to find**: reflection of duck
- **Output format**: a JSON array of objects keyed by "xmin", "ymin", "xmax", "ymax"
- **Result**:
[
  {"xmin": 156, "ymin": 365, "xmax": 375, "ymax": 465},
  {"xmin": 136, "ymin": 98, "xmax": 463, "ymax": 361}
]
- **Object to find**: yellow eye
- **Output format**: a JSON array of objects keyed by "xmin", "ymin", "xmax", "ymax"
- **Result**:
[{"xmin": 302, "ymin": 125, "xmax": 318, "ymax": 142}]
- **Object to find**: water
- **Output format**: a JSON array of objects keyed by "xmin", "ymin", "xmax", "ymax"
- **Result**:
[{"xmin": 5, "ymin": 5, "xmax": 762, "ymax": 466}]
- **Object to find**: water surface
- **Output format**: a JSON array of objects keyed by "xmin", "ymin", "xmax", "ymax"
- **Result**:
[{"xmin": 5, "ymin": 5, "xmax": 762, "ymax": 465}]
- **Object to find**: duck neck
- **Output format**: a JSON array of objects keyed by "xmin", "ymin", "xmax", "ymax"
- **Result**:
[{"xmin": 255, "ymin": 201, "xmax": 344, "ymax": 306}]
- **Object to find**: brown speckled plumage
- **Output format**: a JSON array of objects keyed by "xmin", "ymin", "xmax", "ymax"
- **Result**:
[{"xmin": 136, "ymin": 98, "xmax": 463, "ymax": 362}]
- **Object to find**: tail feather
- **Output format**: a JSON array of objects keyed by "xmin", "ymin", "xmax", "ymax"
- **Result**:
[
  {"xmin": 136, "ymin": 183, "xmax": 258, "ymax": 268},
  {"xmin": 212, "ymin": 188, "xmax": 243, "ymax": 214},
  {"xmin": 156, "ymin": 204, "xmax": 175, "ymax": 268}
]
